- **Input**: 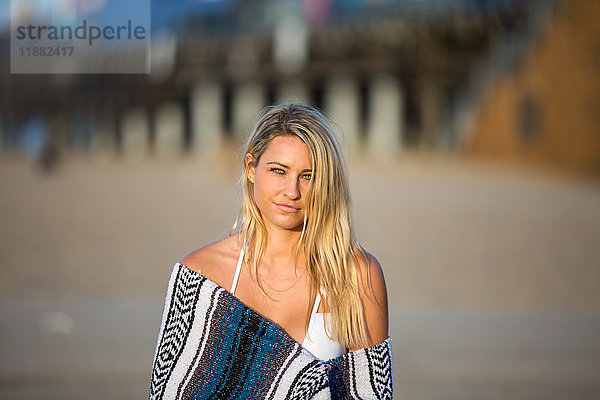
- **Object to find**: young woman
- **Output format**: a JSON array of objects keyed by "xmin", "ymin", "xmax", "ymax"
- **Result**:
[{"xmin": 149, "ymin": 104, "xmax": 393, "ymax": 399}]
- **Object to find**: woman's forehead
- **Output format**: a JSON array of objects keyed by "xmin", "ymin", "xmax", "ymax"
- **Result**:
[{"xmin": 260, "ymin": 136, "xmax": 312, "ymax": 167}]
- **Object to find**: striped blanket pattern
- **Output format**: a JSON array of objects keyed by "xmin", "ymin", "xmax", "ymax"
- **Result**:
[{"xmin": 149, "ymin": 263, "xmax": 393, "ymax": 399}]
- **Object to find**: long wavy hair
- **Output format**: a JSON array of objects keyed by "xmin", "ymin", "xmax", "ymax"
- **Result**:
[{"xmin": 230, "ymin": 103, "xmax": 370, "ymax": 349}]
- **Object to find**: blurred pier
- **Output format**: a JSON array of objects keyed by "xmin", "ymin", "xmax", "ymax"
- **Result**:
[{"xmin": 4, "ymin": 0, "xmax": 592, "ymax": 173}]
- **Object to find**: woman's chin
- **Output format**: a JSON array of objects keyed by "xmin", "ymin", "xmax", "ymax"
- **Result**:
[{"xmin": 267, "ymin": 218, "xmax": 304, "ymax": 232}]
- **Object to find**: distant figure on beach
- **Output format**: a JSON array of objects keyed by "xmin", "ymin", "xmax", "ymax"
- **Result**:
[
  {"xmin": 39, "ymin": 142, "xmax": 60, "ymax": 173},
  {"xmin": 149, "ymin": 104, "xmax": 393, "ymax": 399}
]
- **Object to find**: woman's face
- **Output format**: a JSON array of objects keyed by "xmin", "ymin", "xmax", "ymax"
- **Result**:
[{"xmin": 247, "ymin": 135, "xmax": 312, "ymax": 233}]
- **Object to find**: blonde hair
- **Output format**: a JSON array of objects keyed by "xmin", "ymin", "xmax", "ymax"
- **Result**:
[{"xmin": 230, "ymin": 103, "xmax": 370, "ymax": 349}]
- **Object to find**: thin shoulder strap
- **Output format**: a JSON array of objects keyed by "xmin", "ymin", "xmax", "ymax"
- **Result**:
[
  {"xmin": 230, "ymin": 247, "xmax": 244, "ymax": 294},
  {"xmin": 311, "ymin": 291, "xmax": 321, "ymax": 315},
  {"xmin": 305, "ymin": 291, "xmax": 322, "ymax": 337}
]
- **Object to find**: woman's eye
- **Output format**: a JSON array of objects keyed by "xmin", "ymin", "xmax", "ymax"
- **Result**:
[
  {"xmin": 302, "ymin": 174, "xmax": 312, "ymax": 181},
  {"xmin": 270, "ymin": 168, "xmax": 284, "ymax": 175}
]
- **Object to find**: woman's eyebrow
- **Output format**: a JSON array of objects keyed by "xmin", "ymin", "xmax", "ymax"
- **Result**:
[{"xmin": 266, "ymin": 161, "xmax": 312, "ymax": 173}]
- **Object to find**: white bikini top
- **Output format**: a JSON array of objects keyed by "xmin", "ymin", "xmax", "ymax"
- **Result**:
[{"xmin": 231, "ymin": 247, "xmax": 345, "ymax": 361}]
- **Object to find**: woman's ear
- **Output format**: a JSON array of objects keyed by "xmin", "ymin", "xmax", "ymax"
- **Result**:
[{"xmin": 245, "ymin": 153, "xmax": 256, "ymax": 183}]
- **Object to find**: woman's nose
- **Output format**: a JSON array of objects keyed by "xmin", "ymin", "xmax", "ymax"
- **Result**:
[{"xmin": 283, "ymin": 177, "xmax": 301, "ymax": 199}]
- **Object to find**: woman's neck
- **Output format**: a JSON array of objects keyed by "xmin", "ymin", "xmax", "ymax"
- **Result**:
[{"xmin": 260, "ymin": 227, "xmax": 305, "ymax": 271}]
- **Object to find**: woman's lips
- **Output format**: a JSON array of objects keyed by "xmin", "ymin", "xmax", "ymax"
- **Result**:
[{"xmin": 275, "ymin": 203, "xmax": 300, "ymax": 212}]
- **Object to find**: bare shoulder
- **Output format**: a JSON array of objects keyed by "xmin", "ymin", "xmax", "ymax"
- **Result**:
[
  {"xmin": 353, "ymin": 250, "xmax": 389, "ymax": 348},
  {"xmin": 179, "ymin": 234, "xmax": 242, "ymax": 289},
  {"xmin": 355, "ymin": 251, "xmax": 387, "ymax": 295}
]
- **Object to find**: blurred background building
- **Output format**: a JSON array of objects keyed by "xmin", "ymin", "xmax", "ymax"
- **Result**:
[{"xmin": 2, "ymin": 0, "xmax": 597, "ymax": 175}]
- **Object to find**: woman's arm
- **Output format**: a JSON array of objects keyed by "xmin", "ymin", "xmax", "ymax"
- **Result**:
[{"xmin": 351, "ymin": 252, "xmax": 389, "ymax": 350}]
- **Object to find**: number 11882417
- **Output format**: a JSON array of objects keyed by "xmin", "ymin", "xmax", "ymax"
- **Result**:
[{"xmin": 19, "ymin": 47, "xmax": 75, "ymax": 57}]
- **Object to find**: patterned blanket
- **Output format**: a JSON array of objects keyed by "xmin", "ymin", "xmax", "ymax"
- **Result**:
[{"xmin": 149, "ymin": 263, "xmax": 393, "ymax": 399}]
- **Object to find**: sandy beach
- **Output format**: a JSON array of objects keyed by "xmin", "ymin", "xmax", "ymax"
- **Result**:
[{"xmin": 1, "ymin": 151, "xmax": 599, "ymax": 399}]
